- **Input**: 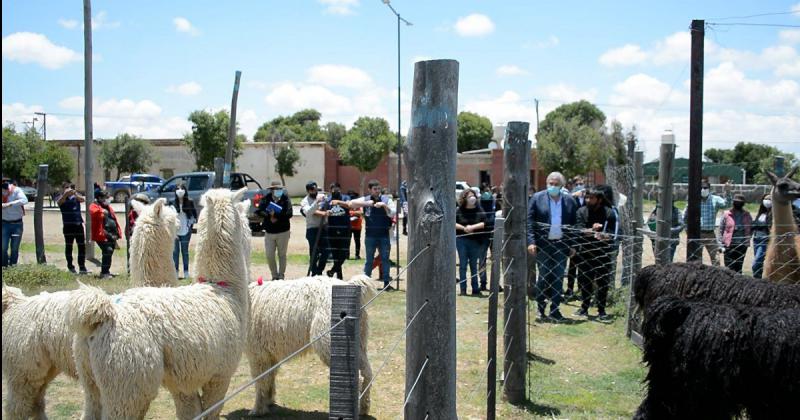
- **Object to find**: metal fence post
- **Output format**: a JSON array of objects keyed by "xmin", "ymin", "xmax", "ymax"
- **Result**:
[{"xmin": 329, "ymin": 285, "xmax": 361, "ymax": 420}]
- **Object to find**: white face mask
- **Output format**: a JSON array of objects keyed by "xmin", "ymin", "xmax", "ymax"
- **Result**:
[
  {"xmin": 467, "ymin": 196, "xmax": 477, "ymax": 206},
  {"xmin": 176, "ymin": 189, "xmax": 186, "ymax": 198},
  {"xmin": 763, "ymin": 199, "xmax": 772, "ymax": 209},
  {"xmin": 700, "ymin": 188, "xmax": 710, "ymax": 198},
  {"xmin": 103, "ymin": 198, "xmax": 111, "ymax": 205}
]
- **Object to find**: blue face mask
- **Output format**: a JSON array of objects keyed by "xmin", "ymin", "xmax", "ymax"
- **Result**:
[
  {"xmin": 273, "ymin": 189, "xmax": 284, "ymax": 198},
  {"xmin": 547, "ymin": 186, "xmax": 561, "ymax": 197},
  {"xmin": 481, "ymin": 192, "xmax": 492, "ymax": 200}
]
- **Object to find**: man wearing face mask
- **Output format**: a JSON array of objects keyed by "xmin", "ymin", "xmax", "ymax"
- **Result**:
[
  {"xmin": 349, "ymin": 180, "xmax": 397, "ymax": 290},
  {"xmin": 717, "ymin": 194, "xmax": 752, "ymax": 273},
  {"xmin": 300, "ymin": 181, "xmax": 329, "ymax": 276},
  {"xmin": 685, "ymin": 180, "xmax": 732, "ymax": 266},
  {"xmin": 257, "ymin": 181, "xmax": 293, "ymax": 280},
  {"xmin": 527, "ymin": 172, "xmax": 578, "ymax": 322},
  {"xmin": 89, "ymin": 190, "xmax": 121, "ymax": 278},
  {"xmin": 2, "ymin": 180, "xmax": 28, "ymax": 267},
  {"xmin": 574, "ymin": 187, "xmax": 617, "ymax": 320}
]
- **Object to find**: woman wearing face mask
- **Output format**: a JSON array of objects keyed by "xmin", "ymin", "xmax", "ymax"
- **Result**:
[
  {"xmin": 89, "ymin": 190, "xmax": 122, "ymax": 278},
  {"xmin": 455, "ymin": 189, "xmax": 486, "ymax": 296},
  {"xmin": 171, "ymin": 184, "xmax": 197, "ymax": 279},
  {"xmin": 717, "ymin": 194, "xmax": 752, "ymax": 274},
  {"xmin": 257, "ymin": 181, "xmax": 293, "ymax": 280},
  {"xmin": 477, "ymin": 185, "xmax": 496, "ymax": 291},
  {"xmin": 751, "ymin": 194, "xmax": 772, "ymax": 278}
]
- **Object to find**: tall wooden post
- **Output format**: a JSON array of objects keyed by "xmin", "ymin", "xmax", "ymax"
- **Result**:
[
  {"xmin": 329, "ymin": 285, "xmax": 361, "ymax": 420},
  {"xmin": 83, "ymin": 0, "xmax": 95, "ymax": 259},
  {"xmin": 223, "ymin": 71, "xmax": 242, "ymax": 188},
  {"xmin": 502, "ymin": 122, "xmax": 530, "ymax": 404},
  {"xmin": 405, "ymin": 59, "xmax": 459, "ymax": 420},
  {"xmin": 633, "ymin": 151, "xmax": 644, "ymax": 272},
  {"xmin": 686, "ymin": 19, "xmax": 705, "ymax": 262},
  {"xmin": 487, "ymin": 217, "xmax": 504, "ymax": 420},
  {"xmin": 656, "ymin": 132, "xmax": 676, "ymax": 264},
  {"xmin": 34, "ymin": 165, "xmax": 49, "ymax": 264}
]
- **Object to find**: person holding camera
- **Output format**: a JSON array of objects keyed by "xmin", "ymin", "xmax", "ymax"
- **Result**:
[
  {"xmin": 57, "ymin": 181, "xmax": 89, "ymax": 274},
  {"xmin": 89, "ymin": 190, "xmax": 121, "ymax": 279}
]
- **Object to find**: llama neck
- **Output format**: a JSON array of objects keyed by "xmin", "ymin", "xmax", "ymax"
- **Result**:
[{"xmin": 771, "ymin": 200, "xmax": 797, "ymax": 234}]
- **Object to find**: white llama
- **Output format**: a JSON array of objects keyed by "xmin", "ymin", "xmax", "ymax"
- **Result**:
[
  {"xmin": 68, "ymin": 188, "xmax": 251, "ymax": 420},
  {"xmin": 129, "ymin": 197, "xmax": 180, "ymax": 287}
]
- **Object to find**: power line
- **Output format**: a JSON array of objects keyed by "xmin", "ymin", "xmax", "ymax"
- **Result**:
[
  {"xmin": 707, "ymin": 22, "xmax": 800, "ymax": 28},
  {"xmin": 707, "ymin": 11, "xmax": 799, "ymax": 21}
]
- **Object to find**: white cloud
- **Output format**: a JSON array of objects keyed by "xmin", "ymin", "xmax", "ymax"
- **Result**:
[
  {"xmin": 651, "ymin": 32, "xmax": 692, "ymax": 65},
  {"xmin": 496, "ymin": 65, "xmax": 528, "ymax": 76},
  {"xmin": 91, "ymin": 11, "xmax": 120, "ymax": 30},
  {"xmin": 166, "ymin": 81, "xmax": 203, "ymax": 96},
  {"xmin": 173, "ymin": 17, "xmax": 199, "ymax": 36},
  {"xmin": 609, "ymin": 73, "xmax": 688, "ymax": 108},
  {"xmin": 462, "ymin": 91, "xmax": 535, "ymax": 129},
  {"xmin": 307, "ymin": 64, "xmax": 373, "ymax": 89},
  {"xmin": 599, "ymin": 44, "xmax": 648, "ymax": 66},
  {"xmin": 58, "ymin": 19, "xmax": 78, "ymax": 29},
  {"xmin": 265, "ymin": 83, "xmax": 352, "ymax": 117},
  {"xmin": 2, "ymin": 102, "xmax": 44, "ymax": 127},
  {"xmin": 776, "ymin": 60, "xmax": 800, "ymax": 77},
  {"xmin": 793, "ymin": 3, "xmax": 800, "ymax": 15},
  {"xmin": 705, "ymin": 62, "xmax": 800, "ymax": 110},
  {"xmin": 780, "ymin": 29, "xmax": 800, "ymax": 44},
  {"xmin": 319, "ymin": 0, "xmax": 359, "ymax": 16},
  {"xmin": 59, "ymin": 96, "xmax": 84, "ymax": 110},
  {"xmin": 524, "ymin": 35, "xmax": 560, "ymax": 49},
  {"xmin": 454, "ymin": 13, "xmax": 495, "ymax": 37},
  {"xmin": 2, "ymin": 32, "xmax": 81, "ymax": 69},
  {"xmin": 542, "ymin": 83, "xmax": 598, "ymax": 104}
]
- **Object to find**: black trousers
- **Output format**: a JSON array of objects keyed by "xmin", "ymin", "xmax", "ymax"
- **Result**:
[
  {"xmin": 577, "ymin": 248, "xmax": 612, "ymax": 312},
  {"xmin": 306, "ymin": 227, "xmax": 329, "ymax": 276},
  {"xmin": 724, "ymin": 243, "xmax": 748, "ymax": 274},
  {"xmin": 566, "ymin": 253, "xmax": 581, "ymax": 293},
  {"xmin": 328, "ymin": 227, "xmax": 350, "ymax": 279},
  {"xmin": 63, "ymin": 223, "xmax": 87, "ymax": 270},
  {"xmin": 98, "ymin": 241, "xmax": 115, "ymax": 275},
  {"xmin": 350, "ymin": 229, "xmax": 362, "ymax": 258}
]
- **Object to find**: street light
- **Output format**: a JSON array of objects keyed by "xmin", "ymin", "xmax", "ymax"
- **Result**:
[{"xmin": 381, "ymin": 0, "xmax": 412, "ymax": 288}]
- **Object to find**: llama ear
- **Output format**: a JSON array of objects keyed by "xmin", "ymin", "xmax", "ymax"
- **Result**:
[
  {"xmin": 787, "ymin": 166, "xmax": 798, "ymax": 179},
  {"xmin": 232, "ymin": 187, "xmax": 247, "ymax": 203},
  {"xmin": 153, "ymin": 198, "xmax": 166, "ymax": 216},
  {"xmin": 130, "ymin": 199, "xmax": 145, "ymax": 214},
  {"xmin": 236, "ymin": 200, "xmax": 250, "ymax": 216},
  {"xmin": 199, "ymin": 191, "xmax": 208, "ymax": 208},
  {"xmin": 765, "ymin": 170, "xmax": 779, "ymax": 185}
]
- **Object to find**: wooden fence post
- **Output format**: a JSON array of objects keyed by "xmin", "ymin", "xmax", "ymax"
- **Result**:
[
  {"xmin": 35, "ymin": 164, "xmax": 49, "ymax": 264},
  {"xmin": 502, "ymin": 122, "xmax": 530, "ymax": 404},
  {"xmin": 633, "ymin": 151, "xmax": 644, "ymax": 272},
  {"xmin": 329, "ymin": 285, "xmax": 361, "ymax": 420},
  {"xmin": 405, "ymin": 59, "xmax": 459, "ymax": 420},
  {"xmin": 487, "ymin": 217, "xmax": 504, "ymax": 420}
]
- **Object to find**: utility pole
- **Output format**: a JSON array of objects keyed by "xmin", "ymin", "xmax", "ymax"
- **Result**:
[
  {"xmin": 223, "ymin": 71, "xmax": 242, "ymax": 188},
  {"xmin": 686, "ymin": 19, "xmax": 704, "ymax": 262},
  {"xmin": 35, "ymin": 112, "xmax": 47, "ymax": 140},
  {"xmin": 83, "ymin": 0, "xmax": 95, "ymax": 259},
  {"xmin": 656, "ymin": 131, "xmax": 676, "ymax": 265},
  {"xmin": 534, "ymin": 99, "xmax": 540, "ymax": 134}
]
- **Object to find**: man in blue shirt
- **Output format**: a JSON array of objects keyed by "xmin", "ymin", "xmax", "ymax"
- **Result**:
[
  {"xmin": 57, "ymin": 182, "xmax": 90, "ymax": 274},
  {"xmin": 2, "ymin": 180, "xmax": 29, "ymax": 267},
  {"xmin": 527, "ymin": 172, "xmax": 578, "ymax": 321},
  {"xmin": 349, "ymin": 180, "xmax": 397, "ymax": 290}
]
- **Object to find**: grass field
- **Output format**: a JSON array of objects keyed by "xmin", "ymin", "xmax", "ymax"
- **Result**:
[{"xmin": 3, "ymin": 215, "xmax": 645, "ymax": 419}]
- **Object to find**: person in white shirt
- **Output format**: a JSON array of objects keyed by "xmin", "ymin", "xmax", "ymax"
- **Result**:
[
  {"xmin": 300, "ymin": 181, "xmax": 329, "ymax": 276},
  {"xmin": 2, "ymin": 180, "xmax": 29, "ymax": 267}
]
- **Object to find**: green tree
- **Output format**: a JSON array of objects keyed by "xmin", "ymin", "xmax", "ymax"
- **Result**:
[
  {"xmin": 536, "ymin": 101, "xmax": 608, "ymax": 178},
  {"xmin": 323, "ymin": 121, "xmax": 347, "ymax": 149},
  {"xmin": 603, "ymin": 120, "xmax": 633, "ymax": 165},
  {"xmin": 1, "ymin": 124, "xmax": 73, "ymax": 186},
  {"xmin": 184, "ymin": 110, "xmax": 244, "ymax": 170},
  {"xmin": 254, "ymin": 109, "xmax": 325, "ymax": 143},
  {"xmin": 457, "ymin": 111, "xmax": 493, "ymax": 152},
  {"xmin": 704, "ymin": 142, "xmax": 794, "ymax": 184},
  {"xmin": 339, "ymin": 116, "xmax": 394, "ymax": 190},
  {"xmin": 263, "ymin": 124, "xmax": 302, "ymax": 186},
  {"xmin": 99, "ymin": 133, "xmax": 158, "ymax": 179}
]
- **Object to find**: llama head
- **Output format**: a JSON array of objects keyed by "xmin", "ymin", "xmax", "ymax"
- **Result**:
[
  {"xmin": 194, "ymin": 188, "xmax": 249, "ymax": 279},
  {"xmin": 2, "ymin": 284, "xmax": 25, "ymax": 313},
  {"xmin": 766, "ymin": 166, "xmax": 800, "ymax": 205},
  {"xmin": 131, "ymin": 198, "xmax": 179, "ymax": 243}
]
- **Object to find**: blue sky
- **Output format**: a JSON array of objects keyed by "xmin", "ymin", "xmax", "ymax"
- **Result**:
[{"xmin": 2, "ymin": 0, "xmax": 799, "ymax": 160}]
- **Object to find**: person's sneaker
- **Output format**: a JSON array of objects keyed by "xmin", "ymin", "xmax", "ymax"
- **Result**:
[
  {"xmin": 537, "ymin": 311, "xmax": 548, "ymax": 321},
  {"xmin": 99, "ymin": 273, "xmax": 113, "ymax": 279},
  {"xmin": 78, "ymin": 268, "xmax": 91, "ymax": 275},
  {"xmin": 597, "ymin": 312, "xmax": 612, "ymax": 322},
  {"xmin": 480, "ymin": 285, "xmax": 488, "ymax": 292},
  {"xmin": 381, "ymin": 285, "xmax": 395, "ymax": 292},
  {"xmin": 549, "ymin": 311, "xmax": 566, "ymax": 322},
  {"xmin": 471, "ymin": 290, "xmax": 484, "ymax": 297},
  {"xmin": 68, "ymin": 267, "xmax": 77, "ymax": 274},
  {"xmin": 563, "ymin": 290, "xmax": 574, "ymax": 299},
  {"xmin": 459, "ymin": 289, "xmax": 468, "ymax": 296},
  {"xmin": 326, "ymin": 270, "xmax": 335, "ymax": 278},
  {"xmin": 574, "ymin": 308, "xmax": 589, "ymax": 317}
]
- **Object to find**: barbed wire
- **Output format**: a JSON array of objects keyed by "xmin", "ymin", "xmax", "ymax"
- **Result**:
[
  {"xmin": 361, "ymin": 244, "xmax": 432, "ymax": 310},
  {"xmin": 401, "ymin": 356, "xmax": 430, "ymax": 412}
]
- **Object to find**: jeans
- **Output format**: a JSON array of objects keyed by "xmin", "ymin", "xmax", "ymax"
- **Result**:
[
  {"xmin": 752, "ymin": 235, "xmax": 769, "ymax": 279},
  {"xmin": 63, "ymin": 223, "xmax": 87, "ymax": 271},
  {"xmin": 264, "ymin": 230, "xmax": 290, "ymax": 280},
  {"xmin": 1, "ymin": 220, "xmax": 24, "ymax": 267},
  {"xmin": 98, "ymin": 241, "xmax": 115, "ymax": 275},
  {"xmin": 306, "ymin": 227, "xmax": 329, "ymax": 276},
  {"xmin": 534, "ymin": 242, "xmax": 569, "ymax": 315},
  {"xmin": 173, "ymin": 231, "xmax": 192, "ymax": 275},
  {"xmin": 364, "ymin": 235, "xmax": 391, "ymax": 285},
  {"xmin": 457, "ymin": 237, "xmax": 483, "ymax": 293},
  {"xmin": 328, "ymin": 226, "xmax": 351, "ymax": 279}
]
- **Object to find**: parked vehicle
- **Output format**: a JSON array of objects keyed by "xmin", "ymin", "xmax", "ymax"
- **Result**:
[
  {"xmin": 145, "ymin": 172, "xmax": 268, "ymax": 233},
  {"xmin": 456, "ymin": 181, "xmax": 471, "ymax": 202},
  {"xmin": 19, "ymin": 185, "xmax": 37, "ymax": 201},
  {"xmin": 105, "ymin": 174, "xmax": 164, "ymax": 203}
]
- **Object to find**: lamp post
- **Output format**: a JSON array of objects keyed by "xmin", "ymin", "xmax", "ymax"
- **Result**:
[
  {"xmin": 382, "ymin": 0, "xmax": 412, "ymax": 288},
  {"xmin": 34, "ymin": 112, "xmax": 47, "ymax": 140}
]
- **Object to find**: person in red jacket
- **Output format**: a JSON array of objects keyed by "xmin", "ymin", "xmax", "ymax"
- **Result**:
[{"xmin": 90, "ymin": 190, "xmax": 121, "ymax": 278}]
